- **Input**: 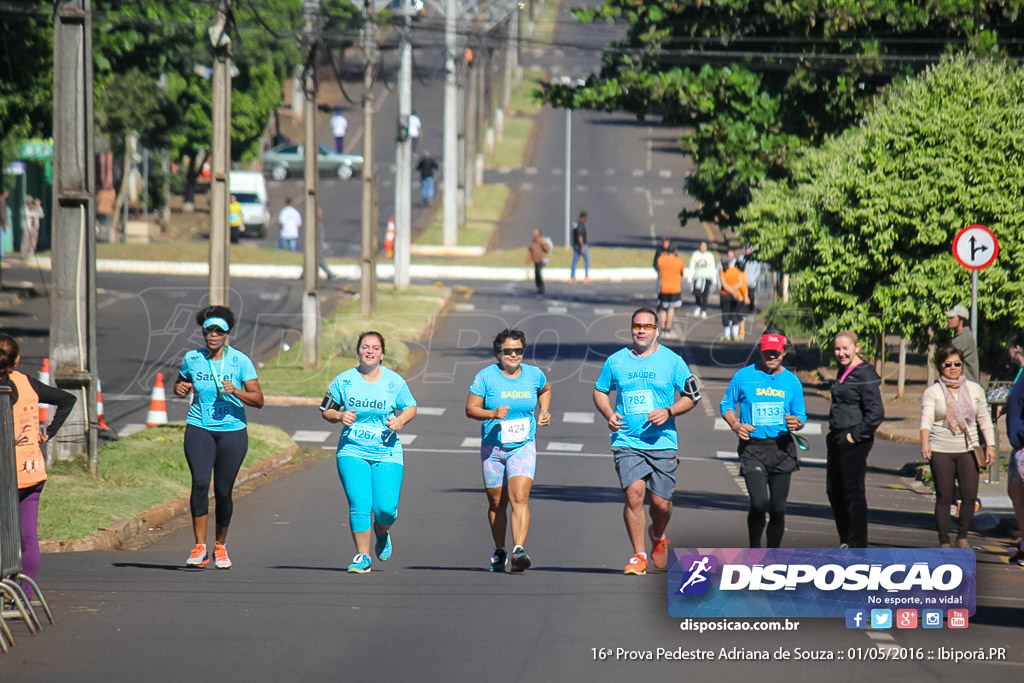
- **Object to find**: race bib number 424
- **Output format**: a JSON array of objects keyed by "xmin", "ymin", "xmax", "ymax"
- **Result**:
[{"xmin": 500, "ymin": 417, "xmax": 530, "ymax": 444}]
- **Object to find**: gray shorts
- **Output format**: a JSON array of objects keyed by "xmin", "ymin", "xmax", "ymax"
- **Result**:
[{"xmin": 613, "ymin": 447, "xmax": 677, "ymax": 500}]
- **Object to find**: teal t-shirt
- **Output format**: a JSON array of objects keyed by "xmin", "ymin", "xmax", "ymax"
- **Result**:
[
  {"xmin": 595, "ymin": 345, "xmax": 695, "ymax": 451},
  {"xmin": 328, "ymin": 366, "xmax": 417, "ymax": 463},
  {"xmin": 179, "ymin": 346, "xmax": 258, "ymax": 432},
  {"xmin": 720, "ymin": 364, "xmax": 807, "ymax": 439},
  {"xmin": 468, "ymin": 363, "xmax": 547, "ymax": 447}
]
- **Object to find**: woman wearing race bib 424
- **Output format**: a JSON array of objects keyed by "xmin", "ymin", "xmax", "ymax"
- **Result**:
[
  {"xmin": 321, "ymin": 332, "xmax": 417, "ymax": 574},
  {"xmin": 174, "ymin": 306, "xmax": 265, "ymax": 569},
  {"xmin": 466, "ymin": 329, "xmax": 551, "ymax": 573}
]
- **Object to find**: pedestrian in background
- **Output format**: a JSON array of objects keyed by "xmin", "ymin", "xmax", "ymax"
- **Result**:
[
  {"xmin": 276, "ymin": 197, "xmax": 301, "ymax": 252},
  {"xmin": 1003, "ymin": 334, "xmax": 1024, "ymax": 566},
  {"xmin": 330, "ymin": 108, "xmax": 348, "ymax": 154},
  {"xmin": 653, "ymin": 235, "xmax": 671, "ymax": 294},
  {"xmin": 95, "ymin": 184, "xmax": 116, "ymax": 242},
  {"xmin": 0, "ymin": 334, "xmax": 76, "ymax": 600},
  {"xmin": 686, "ymin": 241, "xmax": 717, "ymax": 319},
  {"xmin": 656, "ymin": 243, "xmax": 685, "ymax": 338},
  {"xmin": 228, "ymin": 194, "xmax": 243, "ymax": 245},
  {"xmin": 415, "ymin": 150, "xmax": 439, "ymax": 206},
  {"xmin": 408, "ymin": 111, "xmax": 422, "ymax": 155},
  {"xmin": 720, "ymin": 330, "xmax": 806, "ymax": 548},
  {"xmin": 465, "ymin": 329, "xmax": 551, "ymax": 572},
  {"xmin": 320, "ymin": 332, "xmax": 417, "ymax": 573},
  {"xmin": 174, "ymin": 306, "xmax": 265, "ymax": 569},
  {"xmin": 1, "ymin": 188, "xmax": 10, "ymax": 257},
  {"xmin": 945, "ymin": 305, "xmax": 979, "ymax": 382},
  {"xmin": 920, "ymin": 346, "xmax": 995, "ymax": 548},
  {"xmin": 719, "ymin": 251, "xmax": 748, "ymax": 341},
  {"xmin": 526, "ymin": 229, "xmax": 551, "ymax": 295},
  {"xmin": 593, "ymin": 308, "xmax": 702, "ymax": 575},
  {"xmin": 569, "ymin": 210, "xmax": 591, "ymax": 284},
  {"xmin": 827, "ymin": 330, "xmax": 885, "ymax": 548},
  {"xmin": 21, "ymin": 194, "xmax": 41, "ymax": 259}
]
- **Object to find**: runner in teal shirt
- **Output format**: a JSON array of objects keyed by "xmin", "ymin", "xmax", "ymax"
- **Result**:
[{"xmin": 321, "ymin": 331, "xmax": 417, "ymax": 574}]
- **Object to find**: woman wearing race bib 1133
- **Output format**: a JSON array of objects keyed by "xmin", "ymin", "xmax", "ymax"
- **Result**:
[
  {"xmin": 720, "ymin": 330, "xmax": 806, "ymax": 548},
  {"xmin": 174, "ymin": 305, "xmax": 265, "ymax": 570},
  {"xmin": 466, "ymin": 329, "xmax": 551, "ymax": 573},
  {"xmin": 321, "ymin": 331, "xmax": 417, "ymax": 574}
]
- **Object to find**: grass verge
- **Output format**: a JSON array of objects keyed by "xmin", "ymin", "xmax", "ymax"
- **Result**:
[
  {"xmin": 415, "ymin": 184, "xmax": 509, "ymax": 246},
  {"xmin": 506, "ymin": 67, "xmax": 546, "ymax": 117},
  {"xmin": 533, "ymin": 0, "xmax": 560, "ymax": 45},
  {"xmin": 416, "ymin": 221, "xmax": 494, "ymax": 247},
  {"xmin": 39, "ymin": 422, "xmax": 293, "ymax": 543},
  {"xmin": 489, "ymin": 117, "xmax": 533, "ymax": 169},
  {"xmin": 256, "ymin": 284, "xmax": 449, "ymax": 397}
]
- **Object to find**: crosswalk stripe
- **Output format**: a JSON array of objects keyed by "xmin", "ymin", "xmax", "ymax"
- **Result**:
[
  {"xmin": 714, "ymin": 419, "xmax": 730, "ymax": 431},
  {"xmin": 716, "ymin": 451, "xmax": 736, "ymax": 460},
  {"xmin": 547, "ymin": 306, "xmax": 567, "ymax": 314},
  {"xmin": 714, "ymin": 418, "xmax": 822, "ymax": 435},
  {"xmin": 292, "ymin": 430, "xmax": 332, "ymax": 442},
  {"xmin": 398, "ymin": 434, "xmax": 417, "ymax": 445},
  {"xmin": 461, "ymin": 437, "xmax": 482, "ymax": 448},
  {"xmin": 594, "ymin": 307, "xmax": 615, "ymax": 315},
  {"xmin": 416, "ymin": 406, "xmax": 446, "ymax": 416},
  {"xmin": 501, "ymin": 304, "xmax": 521, "ymax": 312},
  {"xmin": 563, "ymin": 412, "xmax": 594, "ymax": 424},
  {"xmin": 546, "ymin": 442, "xmax": 583, "ymax": 452}
]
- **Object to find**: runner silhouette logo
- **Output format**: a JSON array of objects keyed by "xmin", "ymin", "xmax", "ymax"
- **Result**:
[{"xmin": 676, "ymin": 555, "xmax": 718, "ymax": 596}]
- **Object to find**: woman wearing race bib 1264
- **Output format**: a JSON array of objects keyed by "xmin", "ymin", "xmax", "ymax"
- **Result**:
[
  {"xmin": 466, "ymin": 329, "xmax": 551, "ymax": 573},
  {"xmin": 174, "ymin": 306, "xmax": 265, "ymax": 570},
  {"xmin": 321, "ymin": 331, "xmax": 417, "ymax": 574}
]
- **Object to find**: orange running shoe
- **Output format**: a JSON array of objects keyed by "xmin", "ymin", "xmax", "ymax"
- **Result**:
[
  {"xmin": 186, "ymin": 543, "xmax": 209, "ymax": 568},
  {"xmin": 649, "ymin": 525, "xmax": 670, "ymax": 569},
  {"xmin": 214, "ymin": 542, "xmax": 232, "ymax": 569},
  {"xmin": 624, "ymin": 553, "xmax": 648, "ymax": 576}
]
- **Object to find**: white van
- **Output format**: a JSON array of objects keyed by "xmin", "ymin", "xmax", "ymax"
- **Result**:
[{"xmin": 228, "ymin": 170, "xmax": 270, "ymax": 238}]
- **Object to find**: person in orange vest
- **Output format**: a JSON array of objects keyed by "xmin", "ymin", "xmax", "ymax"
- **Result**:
[
  {"xmin": 655, "ymin": 243, "xmax": 686, "ymax": 339},
  {"xmin": 0, "ymin": 335, "xmax": 76, "ymax": 600},
  {"xmin": 719, "ymin": 250, "xmax": 749, "ymax": 341}
]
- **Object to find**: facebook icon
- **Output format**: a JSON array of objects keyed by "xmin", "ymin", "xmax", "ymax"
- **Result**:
[{"xmin": 845, "ymin": 609, "xmax": 867, "ymax": 629}]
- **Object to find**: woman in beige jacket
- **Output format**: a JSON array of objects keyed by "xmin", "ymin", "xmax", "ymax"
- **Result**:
[{"xmin": 920, "ymin": 346, "xmax": 996, "ymax": 548}]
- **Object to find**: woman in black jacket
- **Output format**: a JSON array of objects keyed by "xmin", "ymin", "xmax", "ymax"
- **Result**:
[{"xmin": 827, "ymin": 330, "xmax": 885, "ymax": 548}]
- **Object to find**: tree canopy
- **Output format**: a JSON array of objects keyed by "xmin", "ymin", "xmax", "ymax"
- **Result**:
[
  {"xmin": 542, "ymin": 0, "xmax": 1024, "ymax": 225},
  {"xmin": 738, "ymin": 59, "xmax": 1024, "ymax": 349}
]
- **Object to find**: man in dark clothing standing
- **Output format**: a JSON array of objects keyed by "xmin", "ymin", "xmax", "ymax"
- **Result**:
[
  {"xmin": 569, "ymin": 210, "xmax": 590, "ymax": 284},
  {"xmin": 415, "ymin": 151, "xmax": 439, "ymax": 206}
]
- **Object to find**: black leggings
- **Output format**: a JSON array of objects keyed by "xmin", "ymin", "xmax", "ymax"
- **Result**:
[
  {"xmin": 693, "ymin": 280, "xmax": 710, "ymax": 312},
  {"xmin": 743, "ymin": 470, "xmax": 792, "ymax": 548},
  {"xmin": 929, "ymin": 451, "xmax": 979, "ymax": 544},
  {"xmin": 184, "ymin": 425, "xmax": 249, "ymax": 528}
]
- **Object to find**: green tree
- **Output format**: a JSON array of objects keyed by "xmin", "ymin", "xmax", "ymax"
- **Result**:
[
  {"xmin": 738, "ymin": 59, "xmax": 1024, "ymax": 351},
  {"xmin": 542, "ymin": 1, "xmax": 1024, "ymax": 225},
  {"xmin": 0, "ymin": 2, "xmax": 53, "ymax": 171}
]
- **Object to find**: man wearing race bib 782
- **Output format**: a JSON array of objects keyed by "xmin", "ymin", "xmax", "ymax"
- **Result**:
[{"xmin": 593, "ymin": 307, "xmax": 702, "ymax": 576}]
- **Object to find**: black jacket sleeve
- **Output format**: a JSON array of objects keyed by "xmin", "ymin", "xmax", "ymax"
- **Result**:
[
  {"xmin": 850, "ymin": 365, "xmax": 885, "ymax": 442},
  {"xmin": 28, "ymin": 376, "xmax": 77, "ymax": 439}
]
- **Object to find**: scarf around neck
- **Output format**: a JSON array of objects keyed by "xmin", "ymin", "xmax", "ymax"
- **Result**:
[{"xmin": 938, "ymin": 374, "xmax": 974, "ymax": 435}]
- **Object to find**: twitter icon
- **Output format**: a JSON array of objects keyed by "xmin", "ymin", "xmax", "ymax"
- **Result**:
[{"xmin": 870, "ymin": 609, "xmax": 892, "ymax": 629}]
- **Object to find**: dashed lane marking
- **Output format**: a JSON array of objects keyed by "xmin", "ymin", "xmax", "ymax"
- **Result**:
[
  {"xmin": 500, "ymin": 304, "xmax": 521, "ymax": 312},
  {"xmin": 524, "ymin": 167, "xmax": 538, "ymax": 175},
  {"xmin": 416, "ymin": 406, "xmax": 446, "ymax": 416},
  {"xmin": 563, "ymin": 412, "xmax": 595, "ymax": 424},
  {"xmin": 659, "ymin": 170, "xmax": 672, "ymax": 178},
  {"xmin": 547, "ymin": 306, "xmax": 568, "ymax": 314},
  {"xmin": 292, "ymin": 430, "xmax": 332, "ymax": 442},
  {"xmin": 398, "ymin": 434, "xmax": 417, "ymax": 445},
  {"xmin": 461, "ymin": 437, "xmax": 482, "ymax": 448},
  {"xmin": 594, "ymin": 307, "xmax": 615, "ymax": 315},
  {"xmin": 547, "ymin": 442, "xmax": 584, "ymax": 452},
  {"xmin": 454, "ymin": 303, "xmax": 475, "ymax": 312}
]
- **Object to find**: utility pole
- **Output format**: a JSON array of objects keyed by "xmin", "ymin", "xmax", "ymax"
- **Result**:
[
  {"xmin": 361, "ymin": 1, "xmax": 379, "ymax": 315},
  {"xmin": 208, "ymin": 0, "xmax": 232, "ymax": 306},
  {"xmin": 464, "ymin": 40, "xmax": 476, "ymax": 206},
  {"xmin": 302, "ymin": 0, "xmax": 320, "ymax": 370},
  {"xmin": 457, "ymin": 48, "xmax": 467, "ymax": 227},
  {"xmin": 51, "ymin": 0, "xmax": 98, "ymax": 469},
  {"xmin": 393, "ymin": 1, "xmax": 413, "ymax": 291},
  {"xmin": 442, "ymin": 0, "xmax": 459, "ymax": 246}
]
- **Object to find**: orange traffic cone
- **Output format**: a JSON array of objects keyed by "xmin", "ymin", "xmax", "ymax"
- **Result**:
[
  {"xmin": 384, "ymin": 217, "xmax": 395, "ymax": 258},
  {"xmin": 97, "ymin": 378, "xmax": 111, "ymax": 430},
  {"xmin": 38, "ymin": 358, "xmax": 50, "ymax": 425},
  {"xmin": 146, "ymin": 372, "xmax": 168, "ymax": 426}
]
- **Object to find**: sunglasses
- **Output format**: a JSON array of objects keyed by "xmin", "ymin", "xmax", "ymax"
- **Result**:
[
  {"xmin": 501, "ymin": 348, "xmax": 525, "ymax": 357},
  {"xmin": 203, "ymin": 327, "xmax": 227, "ymax": 336},
  {"xmin": 941, "ymin": 361, "xmax": 963, "ymax": 369},
  {"xmin": 631, "ymin": 323, "xmax": 657, "ymax": 331}
]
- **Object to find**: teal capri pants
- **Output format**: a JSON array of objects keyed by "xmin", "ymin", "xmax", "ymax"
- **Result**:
[{"xmin": 336, "ymin": 456, "xmax": 404, "ymax": 533}]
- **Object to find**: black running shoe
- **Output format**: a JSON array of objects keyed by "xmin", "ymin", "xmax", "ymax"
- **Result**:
[{"xmin": 489, "ymin": 548, "xmax": 507, "ymax": 573}]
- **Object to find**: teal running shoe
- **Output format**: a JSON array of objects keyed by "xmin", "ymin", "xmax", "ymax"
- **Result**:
[
  {"xmin": 347, "ymin": 553, "xmax": 372, "ymax": 573},
  {"xmin": 374, "ymin": 530, "xmax": 392, "ymax": 562}
]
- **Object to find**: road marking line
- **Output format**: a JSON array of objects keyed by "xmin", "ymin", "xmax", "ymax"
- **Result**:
[
  {"xmin": 454, "ymin": 303, "xmax": 475, "ymax": 311},
  {"xmin": 120, "ymin": 423, "xmax": 146, "ymax": 437},
  {"xmin": 552, "ymin": 168, "xmax": 563, "ymax": 176},
  {"xmin": 802, "ymin": 422, "xmax": 822, "ymax": 434},
  {"xmin": 547, "ymin": 306, "xmax": 568, "ymax": 314},
  {"xmin": 416, "ymin": 407, "xmax": 446, "ymax": 416},
  {"xmin": 716, "ymin": 451, "xmax": 736, "ymax": 460},
  {"xmin": 546, "ymin": 442, "xmax": 583, "ymax": 452},
  {"xmin": 632, "ymin": 169, "xmax": 643, "ymax": 177},
  {"xmin": 714, "ymin": 418, "xmax": 730, "ymax": 431},
  {"xmin": 291, "ymin": 430, "xmax": 332, "ymax": 442},
  {"xmin": 659, "ymin": 169, "xmax": 671, "ymax": 178},
  {"xmin": 398, "ymin": 434, "xmax": 417, "ymax": 445},
  {"xmin": 521, "ymin": 182, "xmax": 534, "ymax": 191},
  {"xmin": 563, "ymin": 412, "xmax": 595, "ymax": 424},
  {"xmin": 577, "ymin": 185, "xmax": 589, "ymax": 192},
  {"xmin": 579, "ymin": 168, "xmax": 590, "ymax": 177},
  {"xmin": 594, "ymin": 307, "xmax": 615, "ymax": 315},
  {"xmin": 524, "ymin": 167, "xmax": 538, "ymax": 175},
  {"xmin": 461, "ymin": 437, "xmax": 482, "ymax": 448},
  {"xmin": 501, "ymin": 304, "xmax": 521, "ymax": 312},
  {"xmin": 660, "ymin": 187, "xmax": 674, "ymax": 195}
]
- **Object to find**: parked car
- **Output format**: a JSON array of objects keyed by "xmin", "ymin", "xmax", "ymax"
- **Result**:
[
  {"xmin": 228, "ymin": 170, "xmax": 270, "ymax": 237},
  {"xmin": 264, "ymin": 143, "xmax": 364, "ymax": 181}
]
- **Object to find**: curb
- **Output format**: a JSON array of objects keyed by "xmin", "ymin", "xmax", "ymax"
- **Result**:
[{"xmin": 39, "ymin": 444, "xmax": 300, "ymax": 553}]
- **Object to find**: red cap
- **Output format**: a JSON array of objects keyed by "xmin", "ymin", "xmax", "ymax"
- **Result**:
[{"xmin": 760, "ymin": 334, "xmax": 786, "ymax": 352}]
